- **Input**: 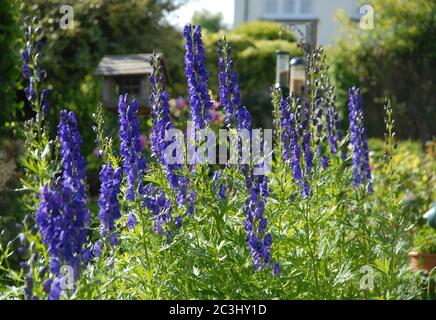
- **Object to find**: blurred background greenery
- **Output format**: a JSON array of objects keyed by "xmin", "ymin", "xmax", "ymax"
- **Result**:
[
  {"xmin": 1, "ymin": 0, "xmax": 435, "ymax": 145},
  {"xmin": 330, "ymin": 0, "xmax": 436, "ymax": 141}
]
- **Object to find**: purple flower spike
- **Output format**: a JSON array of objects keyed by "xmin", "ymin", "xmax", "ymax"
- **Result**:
[
  {"xmin": 98, "ymin": 164, "xmax": 122, "ymax": 247},
  {"xmin": 21, "ymin": 16, "xmax": 50, "ymax": 116},
  {"xmin": 35, "ymin": 110, "xmax": 90, "ymax": 299},
  {"xmin": 127, "ymin": 213, "xmax": 136, "ymax": 230},
  {"xmin": 273, "ymin": 262, "xmax": 281, "ymax": 276},
  {"xmin": 183, "ymin": 24, "xmax": 212, "ymax": 135},
  {"xmin": 119, "ymin": 94, "xmax": 146, "ymax": 202},
  {"xmin": 149, "ymin": 53, "xmax": 196, "ymax": 234},
  {"xmin": 217, "ymin": 37, "xmax": 241, "ymax": 128},
  {"xmin": 244, "ymin": 174, "xmax": 274, "ymax": 271},
  {"xmin": 348, "ymin": 87, "xmax": 373, "ymax": 193}
]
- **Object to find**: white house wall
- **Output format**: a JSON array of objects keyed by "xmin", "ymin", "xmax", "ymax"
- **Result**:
[{"xmin": 234, "ymin": 0, "xmax": 359, "ymax": 46}]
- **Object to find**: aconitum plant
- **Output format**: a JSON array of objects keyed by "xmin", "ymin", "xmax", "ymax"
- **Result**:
[
  {"xmin": 278, "ymin": 96, "xmax": 312, "ymax": 198},
  {"xmin": 302, "ymin": 47, "xmax": 344, "ymax": 172},
  {"xmin": 183, "ymin": 24, "xmax": 212, "ymax": 133},
  {"xmin": 217, "ymin": 37, "xmax": 241, "ymax": 128},
  {"xmin": 244, "ymin": 174, "xmax": 276, "ymax": 271},
  {"xmin": 149, "ymin": 53, "xmax": 192, "ymax": 233},
  {"xmin": 36, "ymin": 110, "xmax": 90, "ymax": 300},
  {"xmin": 119, "ymin": 94, "xmax": 147, "ymax": 227},
  {"xmin": 98, "ymin": 164, "xmax": 122, "ymax": 246},
  {"xmin": 22, "ymin": 16, "xmax": 49, "ymax": 118},
  {"xmin": 217, "ymin": 37, "xmax": 254, "ymax": 191},
  {"xmin": 348, "ymin": 87, "xmax": 373, "ymax": 193},
  {"xmin": 150, "ymin": 54, "xmax": 173, "ymax": 163},
  {"xmin": 119, "ymin": 94, "xmax": 147, "ymax": 202}
]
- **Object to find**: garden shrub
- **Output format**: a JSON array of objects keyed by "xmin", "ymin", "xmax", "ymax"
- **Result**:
[
  {"xmin": 202, "ymin": 21, "xmax": 302, "ymax": 129},
  {"xmin": 0, "ymin": 0, "xmax": 22, "ymax": 139},
  {"xmin": 329, "ymin": 0, "xmax": 436, "ymax": 141}
]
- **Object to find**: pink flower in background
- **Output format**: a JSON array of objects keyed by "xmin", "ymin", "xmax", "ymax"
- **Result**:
[
  {"xmin": 212, "ymin": 99, "xmax": 220, "ymax": 111},
  {"xmin": 139, "ymin": 134, "xmax": 148, "ymax": 152},
  {"xmin": 211, "ymin": 111, "xmax": 223, "ymax": 124},
  {"xmin": 175, "ymin": 97, "xmax": 187, "ymax": 110}
]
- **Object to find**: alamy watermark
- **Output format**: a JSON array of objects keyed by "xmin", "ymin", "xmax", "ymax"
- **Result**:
[
  {"xmin": 60, "ymin": 264, "xmax": 75, "ymax": 290},
  {"xmin": 359, "ymin": 265, "xmax": 374, "ymax": 291},
  {"xmin": 60, "ymin": 5, "xmax": 74, "ymax": 30},
  {"xmin": 359, "ymin": 5, "xmax": 375, "ymax": 30}
]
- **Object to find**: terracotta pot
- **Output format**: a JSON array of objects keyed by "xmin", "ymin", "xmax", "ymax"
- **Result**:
[{"xmin": 408, "ymin": 251, "xmax": 436, "ymax": 272}]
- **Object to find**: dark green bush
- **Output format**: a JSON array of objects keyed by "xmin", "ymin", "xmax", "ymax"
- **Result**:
[
  {"xmin": 18, "ymin": 0, "xmax": 188, "ymax": 156},
  {"xmin": 0, "ymin": 0, "xmax": 21, "ymax": 139},
  {"xmin": 329, "ymin": 0, "xmax": 436, "ymax": 141},
  {"xmin": 203, "ymin": 21, "xmax": 301, "ymax": 128}
]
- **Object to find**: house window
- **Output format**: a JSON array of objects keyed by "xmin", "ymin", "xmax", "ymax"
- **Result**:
[
  {"xmin": 116, "ymin": 76, "xmax": 142, "ymax": 97},
  {"xmin": 283, "ymin": 0, "xmax": 296, "ymax": 14},
  {"xmin": 263, "ymin": 0, "xmax": 314, "ymax": 17},
  {"xmin": 300, "ymin": 0, "xmax": 313, "ymax": 14},
  {"xmin": 265, "ymin": 0, "xmax": 279, "ymax": 15}
]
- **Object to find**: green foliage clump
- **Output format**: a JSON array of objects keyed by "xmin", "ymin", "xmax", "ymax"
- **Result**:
[
  {"xmin": 413, "ymin": 226, "xmax": 436, "ymax": 254},
  {"xmin": 192, "ymin": 9, "xmax": 226, "ymax": 32},
  {"xmin": 329, "ymin": 0, "xmax": 436, "ymax": 141},
  {"xmin": 202, "ymin": 21, "xmax": 301, "ymax": 128},
  {"xmin": 231, "ymin": 20, "xmax": 296, "ymax": 42},
  {"xmin": 0, "ymin": 0, "xmax": 22, "ymax": 139}
]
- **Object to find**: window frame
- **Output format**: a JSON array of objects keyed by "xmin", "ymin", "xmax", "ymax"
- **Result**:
[
  {"xmin": 262, "ymin": 0, "xmax": 316, "ymax": 19},
  {"xmin": 115, "ymin": 75, "xmax": 143, "ymax": 98}
]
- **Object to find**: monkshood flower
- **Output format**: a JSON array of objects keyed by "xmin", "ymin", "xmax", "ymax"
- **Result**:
[
  {"xmin": 35, "ymin": 110, "xmax": 90, "ymax": 299},
  {"xmin": 291, "ymin": 139, "xmax": 303, "ymax": 187},
  {"xmin": 278, "ymin": 96, "xmax": 311, "ymax": 198},
  {"xmin": 325, "ymin": 100, "xmax": 338, "ymax": 156},
  {"xmin": 149, "ymin": 54, "xmax": 184, "ymax": 184},
  {"xmin": 127, "ymin": 212, "xmax": 136, "ymax": 230},
  {"xmin": 333, "ymin": 100, "xmax": 343, "ymax": 142},
  {"xmin": 183, "ymin": 24, "xmax": 212, "ymax": 133},
  {"xmin": 142, "ymin": 185, "xmax": 183, "ymax": 238},
  {"xmin": 273, "ymin": 262, "xmax": 281, "ymax": 276},
  {"xmin": 279, "ymin": 99, "xmax": 290, "ymax": 162},
  {"xmin": 279, "ymin": 97, "xmax": 297, "ymax": 163},
  {"xmin": 21, "ymin": 16, "xmax": 49, "ymax": 117},
  {"xmin": 93, "ymin": 240, "xmax": 102, "ymax": 258},
  {"xmin": 145, "ymin": 189, "xmax": 181, "ymax": 236},
  {"xmin": 58, "ymin": 110, "xmax": 87, "ymax": 183},
  {"xmin": 41, "ymin": 88, "xmax": 49, "ymax": 115},
  {"xmin": 218, "ymin": 36, "xmax": 255, "ymax": 184},
  {"xmin": 98, "ymin": 164, "xmax": 122, "ymax": 246},
  {"xmin": 217, "ymin": 37, "xmax": 241, "ymax": 128},
  {"xmin": 300, "ymin": 102, "xmax": 313, "ymax": 176},
  {"xmin": 325, "ymin": 81, "xmax": 342, "ymax": 155},
  {"xmin": 212, "ymin": 171, "xmax": 226, "ymax": 200},
  {"xmin": 236, "ymin": 106, "xmax": 251, "ymax": 131},
  {"xmin": 244, "ymin": 175, "xmax": 278, "ymax": 271},
  {"xmin": 119, "ymin": 94, "xmax": 147, "ymax": 205},
  {"xmin": 18, "ymin": 233, "xmax": 36, "ymax": 299},
  {"xmin": 348, "ymin": 87, "xmax": 373, "ymax": 193},
  {"xmin": 149, "ymin": 54, "xmax": 173, "ymax": 162},
  {"xmin": 187, "ymin": 189, "xmax": 196, "ymax": 216},
  {"xmin": 149, "ymin": 53, "xmax": 195, "ymax": 230},
  {"xmin": 302, "ymin": 132, "xmax": 313, "ymax": 177},
  {"xmin": 313, "ymin": 98, "xmax": 331, "ymax": 169},
  {"xmin": 217, "ymin": 36, "xmax": 253, "ymax": 195},
  {"xmin": 238, "ymin": 106, "xmax": 253, "ymax": 190}
]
